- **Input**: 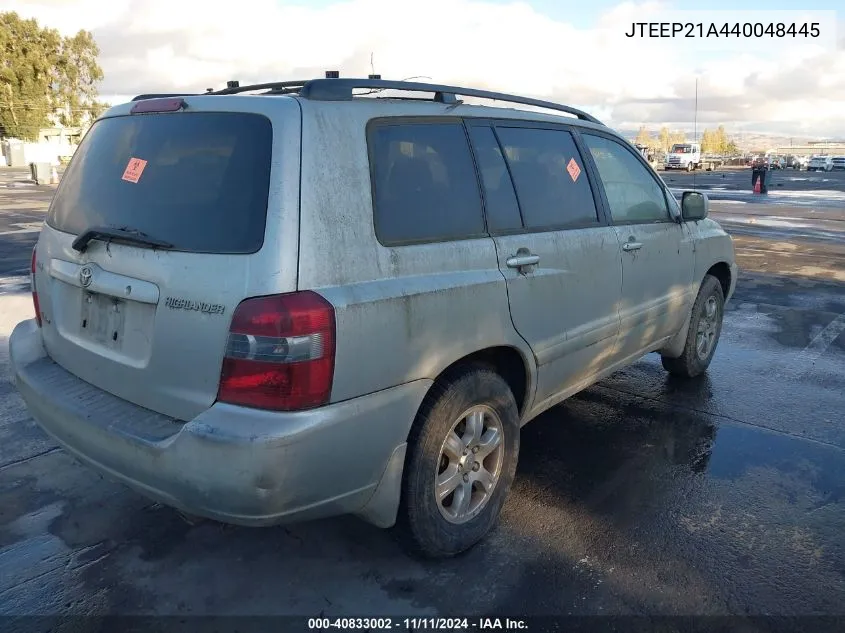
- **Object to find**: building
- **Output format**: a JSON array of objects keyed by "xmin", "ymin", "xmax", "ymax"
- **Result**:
[
  {"xmin": 0, "ymin": 102, "xmax": 88, "ymax": 166},
  {"xmin": 1, "ymin": 124, "xmax": 82, "ymax": 167},
  {"xmin": 773, "ymin": 141, "xmax": 845, "ymax": 155}
]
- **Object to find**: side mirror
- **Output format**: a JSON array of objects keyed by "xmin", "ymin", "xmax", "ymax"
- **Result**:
[{"xmin": 681, "ymin": 191, "xmax": 709, "ymax": 221}]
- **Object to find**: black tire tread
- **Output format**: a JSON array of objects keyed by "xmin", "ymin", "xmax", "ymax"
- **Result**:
[
  {"xmin": 661, "ymin": 274, "xmax": 725, "ymax": 378},
  {"xmin": 396, "ymin": 364, "xmax": 519, "ymax": 559}
]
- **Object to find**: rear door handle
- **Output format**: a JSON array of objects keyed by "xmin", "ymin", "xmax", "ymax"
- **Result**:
[
  {"xmin": 506, "ymin": 254, "xmax": 540, "ymax": 268},
  {"xmin": 622, "ymin": 241, "xmax": 643, "ymax": 252}
]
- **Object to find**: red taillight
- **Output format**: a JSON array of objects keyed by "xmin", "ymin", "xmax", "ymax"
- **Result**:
[
  {"xmin": 217, "ymin": 291, "xmax": 336, "ymax": 411},
  {"xmin": 31, "ymin": 247, "xmax": 41, "ymax": 327}
]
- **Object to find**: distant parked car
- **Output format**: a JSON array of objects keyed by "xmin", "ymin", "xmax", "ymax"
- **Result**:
[
  {"xmin": 769, "ymin": 156, "xmax": 785, "ymax": 170},
  {"xmin": 807, "ymin": 156, "xmax": 833, "ymax": 172},
  {"xmin": 785, "ymin": 155, "xmax": 809, "ymax": 170},
  {"xmin": 831, "ymin": 156, "xmax": 845, "ymax": 171}
]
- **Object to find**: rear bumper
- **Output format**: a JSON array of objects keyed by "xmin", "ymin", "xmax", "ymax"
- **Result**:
[{"xmin": 10, "ymin": 318, "xmax": 430, "ymax": 527}]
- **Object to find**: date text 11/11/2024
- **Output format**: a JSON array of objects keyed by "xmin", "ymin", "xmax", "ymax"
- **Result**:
[
  {"xmin": 624, "ymin": 22, "xmax": 820, "ymax": 38},
  {"xmin": 307, "ymin": 617, "xmax": 529, "ymax": 630}
]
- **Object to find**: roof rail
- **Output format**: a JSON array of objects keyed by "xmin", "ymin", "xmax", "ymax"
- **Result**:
[
  {"xmin": 297, "ymin": 78, "xmax": 604, "ymax": 125},
  {"xmin": 208, "ymin": 80, "xmax": 312, "ymax": 95},
  {"xmin": 130, "ymin": 82, "xmax": 307, "ymax": 101},
  {"xmin": 129, "ymin": 77, "xmax": 604, "ymax": 125},
  {"xmin": 131, "ymin": 93, "xmax": 200, "ymax": 102}
]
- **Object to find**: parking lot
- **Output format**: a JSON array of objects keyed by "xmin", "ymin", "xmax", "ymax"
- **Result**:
[{"xmin": 1, "ymin": 165, "xmax": 844, "ymax": 622}]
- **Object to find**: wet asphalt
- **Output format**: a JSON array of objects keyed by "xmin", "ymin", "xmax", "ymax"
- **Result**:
[{"xmin": 0, "ymin": 166, "xmax": 843, "ymax": 625}]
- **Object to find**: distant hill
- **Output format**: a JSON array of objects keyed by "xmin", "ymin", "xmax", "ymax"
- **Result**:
[{"xmin": 616, "ymin": 127, "xmax": 830, "ymax": 153}]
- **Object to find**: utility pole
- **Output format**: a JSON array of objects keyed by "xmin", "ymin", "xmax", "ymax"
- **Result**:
[{"xmin": 694, "ymin": 78, "xmax": 698, "ymax": 144}]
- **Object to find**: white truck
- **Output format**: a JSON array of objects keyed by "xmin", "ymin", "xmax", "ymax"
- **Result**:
[
  {"xmin": 664, "ymin": 143, "xmax": 724, "ymax": 172},
  {"xmin": 665, "ymin": 143, "xmax": 700, "ymax": 171}
]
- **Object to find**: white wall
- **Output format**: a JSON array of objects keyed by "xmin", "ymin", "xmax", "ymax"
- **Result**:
[
  {"xmin": 2, "ymin": 140, "xmax": 77, "ymax": 167},
  {"xmin": 23, "ymin": 141, "xmax": 77, "ymax": 166}
]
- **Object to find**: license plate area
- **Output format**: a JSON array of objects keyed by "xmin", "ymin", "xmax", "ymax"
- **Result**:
[{"xmin": 81, "ymin": 291, "xmax": 126, "ymax": 349}]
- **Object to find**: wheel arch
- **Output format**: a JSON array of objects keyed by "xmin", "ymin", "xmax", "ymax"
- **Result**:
[
  {"xmin": 705, "ymin": 262, "xmax": 732, "ymax": 299},
  {"xmin": 430, "ymin": 345, "xmax": 533, "ymax": 419},
  {"xmin": 355, "ymin": 344, "xmax": 534, "ymax": 530}
]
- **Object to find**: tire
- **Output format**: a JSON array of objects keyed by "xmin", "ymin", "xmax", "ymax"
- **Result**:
[
  {"xmin": 661, "ymin": 274, "xmax": 725, "ymax": 378},
  {"xmin": 397, "ymin": 366, "xmax": 520, "ymax": 558}
]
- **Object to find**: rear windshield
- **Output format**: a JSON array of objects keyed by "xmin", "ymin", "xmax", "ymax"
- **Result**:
[{"xmin": 48, "ymin": 112, "xmax": 273, "ymax": 254}]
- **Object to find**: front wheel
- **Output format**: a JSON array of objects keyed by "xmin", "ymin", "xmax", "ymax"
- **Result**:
[
  {"xmin": 397, "ymin": 367, "xmax": 520, "ymax": 558},
  {"xmin": 661, "ymin": 275, "xmax": 725, "ymax": 378}
]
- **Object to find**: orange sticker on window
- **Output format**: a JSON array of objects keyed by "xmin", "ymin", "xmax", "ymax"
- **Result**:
[
  {"xmin": 122, "ymin": 158, "xmax": 148, "ymax": 183},
  {"xmin": 567, "ymin": 158, "xmax": 581, "ymax": 182}
]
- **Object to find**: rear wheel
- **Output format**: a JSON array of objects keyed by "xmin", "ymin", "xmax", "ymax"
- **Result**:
[
  {"xmin": 661, "ymin": 275, "xmax": 725, "ymax": 378},
  {"xmin": 397, "ymin": 367, "xmax": 520, "ymax": 558}
]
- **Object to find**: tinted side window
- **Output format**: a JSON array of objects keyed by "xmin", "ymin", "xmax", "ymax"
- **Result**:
[
  {"xmin": 369, "ymin": 122, "xmax": 485, "ymax": 245},
  {"xmin": 466, "ymin": 126, "xmax": 523, "ymax": 233},
  {"xmin": 494, "ymin": 127, "xmax": 599, "ymax": 231},
  {"xmin": 582, "ymin": 134, "xmax": 670, "ymax": 224}
]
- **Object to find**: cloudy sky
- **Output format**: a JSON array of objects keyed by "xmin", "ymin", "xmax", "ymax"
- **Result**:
[{"xmin": 4, "ymin": 0, "xmax": 844, "ymax": 138}]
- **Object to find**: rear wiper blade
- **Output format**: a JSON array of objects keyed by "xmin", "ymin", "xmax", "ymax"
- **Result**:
[{"xmin": 71, "ymin": 226, "xmax": 175, "ymax": 253}]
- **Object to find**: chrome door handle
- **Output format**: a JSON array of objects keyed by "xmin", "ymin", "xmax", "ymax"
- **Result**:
[
  {"xmin": 622, "ymin": 242, "xmax": 643, "ymax": 252},
  {"xmin": 506, "ymin": 254, "xmax": 540, "ymax": 268}
]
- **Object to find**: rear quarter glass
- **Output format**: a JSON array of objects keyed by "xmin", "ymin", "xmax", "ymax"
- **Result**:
[{"xmin": 48, "ymin": 112, "xmax": 273, "ymax": 255}]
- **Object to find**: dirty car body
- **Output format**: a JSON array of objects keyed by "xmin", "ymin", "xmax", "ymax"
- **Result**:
[{"xmin": 9, "ymin": 77, "xmax": 738, "ymax": 557}]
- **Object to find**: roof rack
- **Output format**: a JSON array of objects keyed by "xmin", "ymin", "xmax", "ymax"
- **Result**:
[
  {"xmin": 208, "ymin": 80, "xmax": 312, "ymax": 95},
  {"xmin": 298, "ymin": 78, "xmax": 604, "ymax": 125},
  {"xmin": 129, "ymin": 75, "xmax": 604, "ymax": 126},
  {"xmin": 131, "ymin": 81, "xmax": 311, "ymax": 101}
]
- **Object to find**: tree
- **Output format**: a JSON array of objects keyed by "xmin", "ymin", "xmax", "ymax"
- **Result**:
[
  {"xmin": 698, "ymin": 125, "xmax": 739, "ymax": 155},
  {"xmin": 669, "ymin": 130, "xmax": 687, "ymax": 146},
  {"xmin": 712, "ymin": 125, "xmax": 727, "ymax": 154},
  {"xmin": 658, "ymin": 127, "xmax": 671, "ymax": 153},
  {"xmin": 0, "ymin": 11, "xmax": 105, "ymax": 140},
  {"xmin": 54, "ymin": 29, "xmax": 106, "ymax": 128},
  {"xmin": 0, "ymin": 12, "xmax": 60, "ymax": 140},
  {"xmin": 701, "ymin": 129, "xmax": 714, "ymax": 153},
  {"xmin": 635, "ymin": 125, "xmax": 651, "ymax": 147}
]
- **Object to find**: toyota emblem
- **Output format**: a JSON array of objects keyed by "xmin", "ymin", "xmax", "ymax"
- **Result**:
[{"xmin": 79, "ymin": 266, "xmax": 93, "ymax": 288}]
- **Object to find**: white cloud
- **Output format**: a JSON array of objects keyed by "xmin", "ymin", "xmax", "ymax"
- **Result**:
[{"xmin": 2, "ymin": 0, "xmax": 844, "ymax": 137}]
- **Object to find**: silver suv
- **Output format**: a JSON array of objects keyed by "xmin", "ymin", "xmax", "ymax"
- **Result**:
[{"xmin": 10, "ymin": 76, "xmax": 737, "ymax": 558}]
